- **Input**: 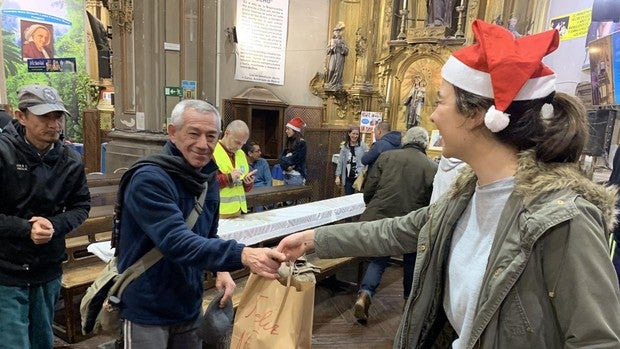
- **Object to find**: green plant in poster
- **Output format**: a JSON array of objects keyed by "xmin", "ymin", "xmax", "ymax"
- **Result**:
[{"xmin": 2, "ymin": 29, "xmax": 22, "ymax": 77}]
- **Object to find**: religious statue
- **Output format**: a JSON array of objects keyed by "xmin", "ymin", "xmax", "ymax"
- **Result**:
[
  {"xmin": 427, "ymin": 0, "xmax": 456, "ymax": 27},
  {"xmin": 404, "ymin": 76, "xmax": 426, "ymax": 128},
  {"xmin": 325, "ymin": 24, "xmax": 349, "ymax": 90}
]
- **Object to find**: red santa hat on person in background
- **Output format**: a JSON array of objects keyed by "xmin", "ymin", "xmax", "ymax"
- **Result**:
[
  {"xmin": 441, "ymin": 19, "xmax": 560, "ymax": 133},
  {"xmin": 286, "ymin": 116, "xmax": 306, "ymax": 132}
]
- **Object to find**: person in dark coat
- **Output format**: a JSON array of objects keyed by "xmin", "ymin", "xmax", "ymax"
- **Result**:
[
  {"xmin": 117, "ymin": 99, "xmax": 286, "ymax": 348},
  {"xmin": 361, "ymin": 121, "xmax": 401, "ymax": 170},
  {"xmin": 353, "ymin": 126, "xmax": 438, "ymax": 323},
  {"xmin": 0, "ymin": 84, "xmax": 90, "ymax": 348}
]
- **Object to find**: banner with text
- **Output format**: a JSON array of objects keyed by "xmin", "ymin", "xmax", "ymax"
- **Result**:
[
  {"xmin": 234, "ymin": 0, "xmax": 288, "ymax": 85},
  {"xmin": 549, "ymin": 8, "xmax": 592, "ymax": 41}
]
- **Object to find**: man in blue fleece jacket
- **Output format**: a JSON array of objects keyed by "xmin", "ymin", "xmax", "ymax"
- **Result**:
[{"xmin": 116, "ymin": 99, "xmax": 285, "ymax": 348}]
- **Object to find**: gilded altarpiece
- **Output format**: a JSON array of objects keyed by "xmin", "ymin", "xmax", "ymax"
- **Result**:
[{"xmin": 317, "ymin": 0, "xmax": 550, "ymax": 134}]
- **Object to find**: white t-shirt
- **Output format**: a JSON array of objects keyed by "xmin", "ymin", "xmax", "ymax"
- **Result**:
[{"xmin": 443, "ymin": 177, "xmax": 515, "ymax": 348}]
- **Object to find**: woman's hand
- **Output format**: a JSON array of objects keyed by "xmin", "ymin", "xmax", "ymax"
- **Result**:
[
  {"xmin": 335, "ymin": 177, "xmax": 341, "ymax": 186},
  {"xmin": 276, "ymin": 230, "xmax": 315, "ymax": 261}
]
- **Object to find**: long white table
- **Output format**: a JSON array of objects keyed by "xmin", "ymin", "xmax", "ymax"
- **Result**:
[
  {"xmin": 88, "ymin": 193, "xmax": 365, "ymax": 262},
  {"xmin": 218, "ymin": 193, "xmax": 365, "ymax": 245}
]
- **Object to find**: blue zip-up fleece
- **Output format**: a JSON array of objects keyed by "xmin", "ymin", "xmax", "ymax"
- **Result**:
[
  {"xmin": 118, "ymin": 141, "xmax": 245, "ymax": 325},
  {"xmin": 361, "ymin": 131, "xmax": 401, "ymax": 168}
]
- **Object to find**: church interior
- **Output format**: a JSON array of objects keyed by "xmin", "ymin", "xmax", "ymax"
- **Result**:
[{"xmin": 1, "ymin": 0, "xmax": 619, "ymax": 348}]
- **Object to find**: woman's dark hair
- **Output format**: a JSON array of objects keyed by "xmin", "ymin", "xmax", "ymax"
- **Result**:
[
  {"xmin": 453, "ymin": 86, "xmax": 588, "ymax": 163},
  {"xmin": 285, "ymin": 130, "xmax": 302, "ymax": 151},
  {"xmin": 345, "ymin": 125, "xmax": 360, "ymax": 145}
]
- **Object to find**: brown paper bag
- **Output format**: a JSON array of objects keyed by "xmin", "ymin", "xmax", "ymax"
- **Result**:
[
  {"xmin": 352, "ymin": 166, "xmax": 367, "ymax": 192},
  {"xmin": 231, "ymin": 270, "xmax": 315, "ymax": 349}
]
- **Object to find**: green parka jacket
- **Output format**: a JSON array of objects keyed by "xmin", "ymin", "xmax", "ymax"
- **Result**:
[{"xmin": 315, "ymin": 151, "xmax": 620, "ymax": 348}]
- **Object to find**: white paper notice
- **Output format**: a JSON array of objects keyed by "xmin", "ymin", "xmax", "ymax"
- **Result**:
[
  {"xmin": 136, "ymin": 112, "xmax": 145, "ymax": 131},
  {"xmin": 234, "ymin": 0, "xmax": 288, "ymax": 85}
]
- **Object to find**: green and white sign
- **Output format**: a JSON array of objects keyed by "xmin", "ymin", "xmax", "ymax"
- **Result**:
[{"xmin": 164, "ymin": 86, "xmax": 182, "ymax": 97}]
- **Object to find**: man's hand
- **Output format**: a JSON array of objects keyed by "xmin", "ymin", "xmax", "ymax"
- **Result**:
[
  {"xmin": 276, "ymin": 230, "xmax": 315, "ymax": 262},
  {"xmin": 242, "ymin": 169, "xmax": 257, "ymax": 184},
  {"xmin": 215, "ymin": 272, "xmax": 236, "ymax": 308},
  {"xmin": 241, "ymin": 247, "xmax": 286, "ymax": 279},
  {"xmin": 231, "ymin": 169, "xmax": 243, "ymax": 182},
  {"xmin": 29, "ymin": 216, "xmax": 54, "ymax": 245}
]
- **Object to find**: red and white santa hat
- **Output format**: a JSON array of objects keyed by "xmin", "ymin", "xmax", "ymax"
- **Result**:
[
  {"xmin": 441, "ymin": 19, "xmax": 559, "ymax": 132},
  {"xmin": 286, "ymin": 116, "xmax": 306, "ymax": 132}
]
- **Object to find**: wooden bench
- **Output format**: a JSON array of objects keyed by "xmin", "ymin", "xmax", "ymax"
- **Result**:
[
  {"xmin": 88, "ymin": 181, "xmax": 312, "ymax": 211},
  {"xmin": 53, "ymin": 210, "xmax": 114, "ymax": 343},
  {"xmin": 246, "ymin": 185, "xmax": 313, "ymax": 210},
  {"xmin": 89, "ymin": 185, "xmax": 118, "ymax": 206},
  {"xmin": 86, "ymin": 171, "xmax": 123, "ymax": 187}
]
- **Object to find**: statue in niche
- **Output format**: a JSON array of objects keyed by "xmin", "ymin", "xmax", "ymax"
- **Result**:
[
  {"xmin": 426, "ymin": 0, "xmax": 456, "ymax": 27},
  {"xmin": 325, "ymin": 23, "xmax": 349, "ymax": 90},
  {"xmin": 404, "ymin": 75, "xmax": 426, "ymax": 128}
]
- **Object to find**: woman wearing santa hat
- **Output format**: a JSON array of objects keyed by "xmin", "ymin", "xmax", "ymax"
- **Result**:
[
  {"xmin": 279, "ymin": 116, "xmax": 307, "ymax": 185},
  {"xmin": 277, "ymin": 20, "xmax": 620, "ymax": 348}
]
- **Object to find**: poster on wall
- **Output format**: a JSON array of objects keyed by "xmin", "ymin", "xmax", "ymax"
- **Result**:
[
  {"xmin": 588, "ymin": 33, "xmax": 617, "ymax": 106},
  {"xmin": 1, "ymin": 0, "xmax": 87, "ymax": 141},
  {"xmin": 234, "ymin": 0, "xmax": 289, "ymax": 85},
  {"xmin": 549, "ymin": 8, "xmax": 591, "ymax": 41}
]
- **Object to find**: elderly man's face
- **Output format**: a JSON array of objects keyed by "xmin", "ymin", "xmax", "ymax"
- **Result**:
[
  {"xmin": 32, "ymin": 28, "xmax": 49, "ymax": 50},
  {"xmin": 168, "ymin": 109, "xmax": 220, "ymax": 169},
  {"xmin": 222, "ymin": 128, "xmax": 249, "ymax": 153}
]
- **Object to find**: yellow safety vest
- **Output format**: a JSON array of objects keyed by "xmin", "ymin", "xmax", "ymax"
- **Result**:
[{"xmin": 213, "ymin": 142, "xmax": 249, "ymax": 216}]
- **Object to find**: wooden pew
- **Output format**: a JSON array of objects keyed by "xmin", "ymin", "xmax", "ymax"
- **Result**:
[
  {"xmin": 246, "ymin": 184, "xmax": 312, "ymax": 210},
  {"xmin": 53, "ymin": 209, "xmax": 114, "ymax": 343},
  {"xmin": 86, "ymin": 171, "xmax": 123, "ymax": 187},
  {"xmin": 88, "ymin": 184, "xmax": 314, "ymax": 211}
]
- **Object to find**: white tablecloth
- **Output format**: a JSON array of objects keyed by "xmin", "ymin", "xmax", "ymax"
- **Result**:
[
  {"xmin": 88, "ymin": 193, "xmax": 365, "ymax": 262},
  {"xmin": 218, "ymin": 193, "xmax": 365, "ymax": 245}
]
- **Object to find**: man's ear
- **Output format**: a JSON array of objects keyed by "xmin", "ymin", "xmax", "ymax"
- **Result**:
[
  {"xmin": 14, "ymin": 110, "xmax": 27, "ymax": 126},
  {"xmin": 167, "ymin": 123, "xmax": 177, "ymax": 142}
]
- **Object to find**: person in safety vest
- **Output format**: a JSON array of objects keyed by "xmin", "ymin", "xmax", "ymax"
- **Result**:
[{"xmin": 213, "ymin": 120, "xmax": 256, "ymax": 218}]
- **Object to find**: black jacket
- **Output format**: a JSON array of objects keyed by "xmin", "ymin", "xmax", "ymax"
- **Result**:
[
  {"xmin": 361, "ymin": 143, "xmax": 437, "ymax": 221},
  {"xmin": 360, "ymin": 131, "xmax": 401, "ymax": 169},
  {"xmin": 0, "ymin": 120, "xmax": 90, "ymax": 286}
]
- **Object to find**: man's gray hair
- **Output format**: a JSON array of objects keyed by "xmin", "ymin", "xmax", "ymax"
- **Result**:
[
  {"xmin": 170, "ymin": 99, "xmax": 221, "ymax": 132},
  {"xmin": 225, "ymin": 119, "xmax": 249, "ymax": 135},
  {"xmin": 402, "ymin": 126, "xmax": 429, "ymax": 149}
]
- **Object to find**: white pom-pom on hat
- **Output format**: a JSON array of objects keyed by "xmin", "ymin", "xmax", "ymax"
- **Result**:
[
  {"xmin": 484, "ymin": 106, "xmax": 510, "ymax": 133},
  {"xmin": 541, "ymin": 103, "xmax": 554, "ymax": 120}
]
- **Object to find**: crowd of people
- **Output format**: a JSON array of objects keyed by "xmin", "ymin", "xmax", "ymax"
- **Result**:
[{"xmin": 1, "ymin": 18, "xmax": 620, "ymax": 349}]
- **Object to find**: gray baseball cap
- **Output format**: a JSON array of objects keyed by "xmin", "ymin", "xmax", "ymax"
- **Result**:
[{"xmin": 17, "ymin": 84, "xmax": 70, "ymax": 117}]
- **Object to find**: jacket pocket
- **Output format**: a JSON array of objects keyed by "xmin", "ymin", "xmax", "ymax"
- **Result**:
[{"xmin": 502, "ymin": 288, "xmax": 533, "ymax": 337}]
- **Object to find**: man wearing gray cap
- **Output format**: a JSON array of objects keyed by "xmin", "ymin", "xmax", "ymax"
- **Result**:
[{"xmin": 0, "ymin": 84, "xmax": 90, "ymax": 348}]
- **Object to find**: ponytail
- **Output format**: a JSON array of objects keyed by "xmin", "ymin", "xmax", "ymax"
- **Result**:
[{"xmin": 534, "ymin": 92, "xmax": 588, "ymax": 163}]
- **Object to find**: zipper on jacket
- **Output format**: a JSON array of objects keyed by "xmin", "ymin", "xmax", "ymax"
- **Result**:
[{"xmin": 403, "ymin": 204, "xmax": 436, "ymax": 348}]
